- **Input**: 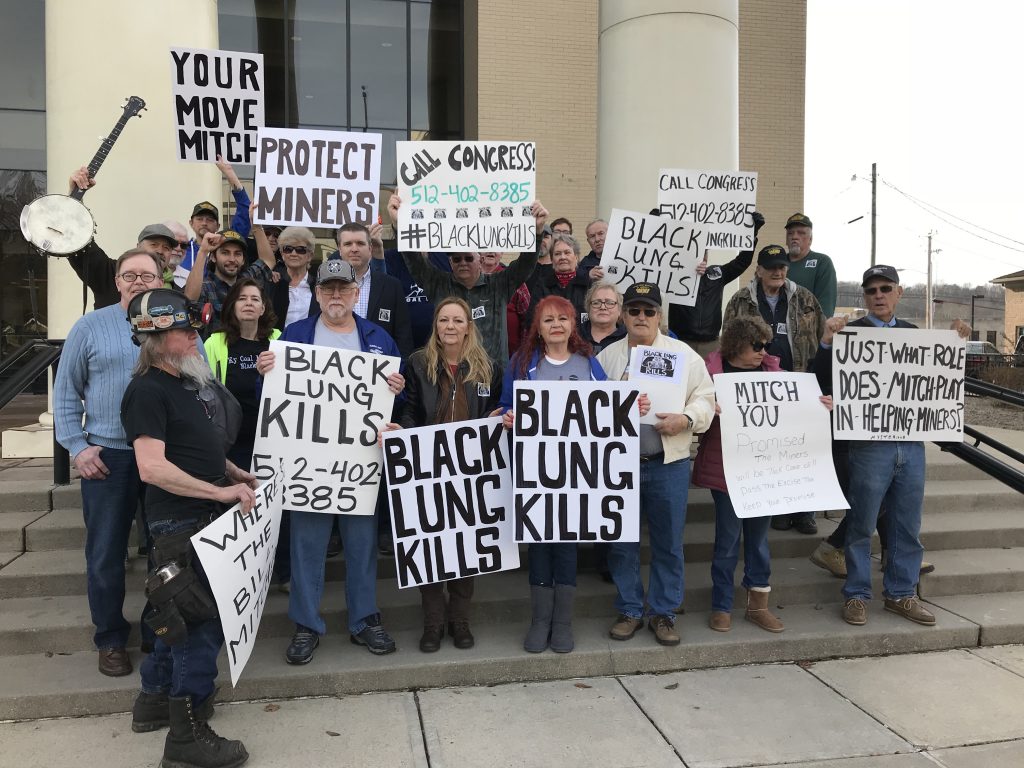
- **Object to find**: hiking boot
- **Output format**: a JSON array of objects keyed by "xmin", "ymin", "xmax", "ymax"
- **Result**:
[
  {"xmin": 843, "ymin": 598, "xmax": 867, "ymax": 626},
  {"xmin": 744, "ymin": 589, "xmax": 784, "ymax": 633},
  {"xmin": 884, "ymin": 597, "xmax": 936, "ymax": 626},
  {"xmin": 285, "ymin": 626, "xmax": 319, "ymax": 665},
  {"xmin": 609, "ymin": 614, "xmax": 643, "ymax": 641},
  {"xmin": 161, "ymin": 696, "xmax": 247, "ymax": 768},
  {"xmin": 419, "ymin": 626, "xmax": 443, "ymax": 653},
  {"xmin": 134, "ymin": 690, "xmax": 217, "ymax": 733},
  {"xmin": 708, "ymin": 611, "xmax": 731, "ymax": 632},
  {"xmin": 448, "ymin": 622, "xmax": 475, "ymax": 650},
  {"xmin": 351, "ymin": 615, "xmax": 396, "ymax": 655},
  {"xmin": 810, "ymin": 541, "xmax": 847, "ymax": 578},
  {"xmin": 98, "ymin": 647, "xmax": 132, "ymax": 677},
  {"xmin": 648, "ymin": 615, "xmax": 680, "ymax": 646},
  {"xmin": 793, "ymin": 513, "xmax": 818, "ymax": 535}
]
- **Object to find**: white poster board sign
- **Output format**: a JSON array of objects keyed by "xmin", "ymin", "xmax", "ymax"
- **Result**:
[
  {"xmin": 191, "ymin": 473, "xmax": 284, "ymax": 686},
  {"xmin": 170, "ymin": 47, "xmax": 264, "ymax": 164},
  {"xmin": 628, "ymin": 344, "xmax": 685, "ymax": 425},
  {"xmin": 832, "ymin": 327, "xmax": 966, "ymax": 441},
  {"xmin": 599, "ymin": 209, "xmax": 703, "ymax": 306},
  {"xmin": 657, "ymin": 168, "xmax": 758, "ymax": 247},
  {"xmin": 252, "ymin": 340, "xmax": 399, "ymax": 514},
  {"xmin": 715, "ymin": 372, "xmax": 848, "ymax": 518},
  {"xmin": 382, "ymin": 416, "xmax": 519, "ymax": 588},
  {"xmin": 396, "ymin": 140, "xmax": 536, "ymax": 252},
  {"xmin": 513, "ymin": 381, "xmax": 640, "ymax": 543},
  {"xmin": 254, "ymin": 127, "xmax": 382, "ymax": 226}
]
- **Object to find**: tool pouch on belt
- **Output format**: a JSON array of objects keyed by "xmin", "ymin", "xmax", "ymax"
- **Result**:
[{"xmin": 144, "ymin": 527, "xmax": 219, "ymax": 645}]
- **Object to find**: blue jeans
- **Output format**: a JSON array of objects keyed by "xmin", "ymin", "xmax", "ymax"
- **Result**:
[
  {"xmin": 140, "ymin": 518, "xmax": 223, "ymax": 703},
  {"xmin": 289, "ymin": 511, "xmax": 379, "ymax": 635},
  {"xmin": 80, "ymin": 447, "xmax": 143, "ymax": 649},
  {"xmin": 608, "ymin": 456, "xmax": 689, "ymax": 619},
  {"xmin": 527, "ymin": 543, "xmax": 577, "ymax": 587},
  {"xmin": 843, "ymin": 441, "xmax": 925, "ymax": 601},
  {"xmin": 710, "ymin": 490, "xmax": 772, "ymax": 612}
]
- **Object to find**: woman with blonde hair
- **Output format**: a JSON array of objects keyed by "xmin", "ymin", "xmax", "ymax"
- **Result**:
[{"xmin": 380, "ymin": 297, "xmax": 503, "ymax": 652}]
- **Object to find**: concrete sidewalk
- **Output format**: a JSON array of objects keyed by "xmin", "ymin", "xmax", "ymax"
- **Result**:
[{"xmin": 3, "ymin": 646, "xmax": 1023, "ymax": 768}]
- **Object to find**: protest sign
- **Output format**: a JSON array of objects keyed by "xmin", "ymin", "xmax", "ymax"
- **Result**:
[
  {"xmin": 831, "ymin": 327, "xmax": 966, "ymax": 441},
  {"xmin": 170, "ymin": 47, "xmax": 264, "ymax": 164},
  {"xmin": 628, "ymin": 345, "xmax": 685, "ymax": 425},
  {"xmin": 715, "ymin": 372, "xmax": 848, "ymax": 518},
  {"xmin": 254, "ymin": 127, "xmax": 382, "ymax": 227},
  {"xmin": 396, "ymin": 140, "xmax": 536, "ymax": 252},
  {"xmin": 382, "ymin": 416, "xmax": 519, "ymax": 588},
  {"xmin": 191, "ymin": 471, "xmax": 284, "ymax": 686},
  {"xmin": 657, "ymin": 168, "xmax": 758, "ymax": 247},
  {"xmin": 599, "ymin": 209, "xmax": 703, "ymax": 306},
  {"xmin": 251, "ymin": 340, "xmax": 399, "ymax": 514},
  {"xmin": 513, "ymin": 381, "xmax": 640, "ymax": 543}
]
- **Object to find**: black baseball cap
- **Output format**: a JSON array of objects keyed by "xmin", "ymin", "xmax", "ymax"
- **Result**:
[
  {"xmin": 217, "ymin": 230, "xmax": 247, "ymax": 249},
  {"xmin": 861, "ymin": 265, "xmax": 900, "ymax": 287},
  {"xmin": 785, "ymin": 213, "xmax": 813, "ymax": 229},
  {"xmin": 191, "ymin": 201, "xmax": 219, "ymax": 220},
  {"xmin": 757, "ymin": 245, "xmax": 789, "ymax": 268},
  {"xmin": 623, "ymin": 282, "xmax": 662, "ymax": 308}
]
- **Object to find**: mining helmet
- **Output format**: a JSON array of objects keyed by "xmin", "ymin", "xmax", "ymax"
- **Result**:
[{"xmin": 127, "ymin": 288, "xmax": 212, "ymax": 344}]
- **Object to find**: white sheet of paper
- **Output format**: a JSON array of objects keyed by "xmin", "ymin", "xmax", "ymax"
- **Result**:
[{"xmin": 628, "ymin": 345, "xmax": 685, "ymax": 425}]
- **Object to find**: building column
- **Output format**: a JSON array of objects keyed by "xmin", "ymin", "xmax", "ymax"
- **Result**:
[{"xmin": 4, "ymin": 0, "xmax": 222, "ymax": 458}]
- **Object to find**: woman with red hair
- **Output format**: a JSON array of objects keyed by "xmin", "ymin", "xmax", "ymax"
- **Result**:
[{"xmin": 499, "ymin": 295, "xmax": 605, "ymax": 653}]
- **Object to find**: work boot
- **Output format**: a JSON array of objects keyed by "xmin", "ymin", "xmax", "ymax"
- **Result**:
[
  {"xmin": 810, "ymin": 541, "xmax": 847, "ymax": 578},
  {"xmin": 161, "ymin": 696, "xmax": 248, "ymax": 768},
  {"xmin": 609, "ymin": 614, "xmax": 643, "ymax": 641},
  {"xmin": 770, "ymin": 515, "xmax": 793, "ymax": 531},
  {"xmin": 133, "ymin": 689, "xmax": 217, "ymax": 733},
  {"xmin": 523, "ymin": 585, "xmax": 555, "ymax": 653},
  {"xmin": 549, "ymin": 584, "xmax": 576, "ymax": 653},
  {"xmin": 744, "ymin": 588, "xmax": 784, "ymax": 633},
  {"xmin": 793, "ymin": 513, "xmax": 818, "ymax": 535},
  {"xmin": 448, "ymin": 621, "xmax": 475, "ymax": 650},
  {"xmin": 708, "ymin": 611, "xmax": 731, "ymax": 632},
  {"xmin": 419, "ymin": 626, "xmax": 443, "ymax": 653},
  {"xmin": 648, "ymin": 615, "xmax": 680, "ymax": 646}
]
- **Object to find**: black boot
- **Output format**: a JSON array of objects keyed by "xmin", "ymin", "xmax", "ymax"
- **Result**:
[
  {"xmin": 161, "ymin": 696, "xmax": 247, "ymax": 768},
  {"xmin": 133, "ymin": 689, "xmax": 218, "ymax": 733}
]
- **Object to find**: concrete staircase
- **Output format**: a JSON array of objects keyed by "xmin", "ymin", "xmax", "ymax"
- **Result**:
[{"xmin": 0, "ymin": 439, "xmax": 1022, "ymax": 722}]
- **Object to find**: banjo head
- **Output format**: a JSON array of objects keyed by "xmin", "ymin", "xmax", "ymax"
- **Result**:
[{"xmin": 20, "ymin": 194, "xmax": 96, "ymax": 255}]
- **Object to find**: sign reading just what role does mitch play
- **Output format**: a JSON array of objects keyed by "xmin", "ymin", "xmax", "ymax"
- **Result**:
[
  {"xmin": 657, "ymin": 168, "xmax": 759, "ymax": 248},
  {"xmin": 382, "ymin": 416, "xmax": 520, "ymax": 589},
  {"xmin": 831, "ymin": 327, "xmax": 966, "ymax": 442},
  {"xmin": 396, "ymin": 141, "xmax": 536, "ymax": 252},
  {"xmin": 254, "ymin": 127, "xmax": 382, "ymax": 227},
  {"xmin": 251, "ymin": 340, "xmax": 399, "ymax": 515},
  {"xmin": 170, "ymin": 47, "xmax": 264, "ymax": 164},
  {"xmin": 191, "ymin": 471, "xmax": 285, "ymax": 686},
  {"xmin": 513, "ymin": 381, "xmax": 640, "ymax": 543},
  {"xmin": 599, "ymin": 209, "xmax": 703, "ymax": 306},
  {"xmin": 715, "ymin": 372, "xmax": 848, "ymax": 518}
]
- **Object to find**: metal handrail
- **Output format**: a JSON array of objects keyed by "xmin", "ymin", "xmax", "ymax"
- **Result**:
[
  {"xmin": 965, "ymin": 376, "xmax": 1024, "ymax": 407},
  {"xmin": 0, "ymin": 337, "xmax": 53, "ymax": 377}
]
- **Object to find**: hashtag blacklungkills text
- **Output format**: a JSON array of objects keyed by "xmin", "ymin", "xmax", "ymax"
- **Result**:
[{"xmin": 402, "ymin": 221, "xmax": 536, "ymax": 251}]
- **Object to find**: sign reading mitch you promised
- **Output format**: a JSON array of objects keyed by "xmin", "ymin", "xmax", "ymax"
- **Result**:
[
  {"xmin": 170, "ymin": 47, "xmax": 264, "ymax": 164},
  {"xmin": 832, "ymin": 327, "xmax": 966, "ymax": 441}
]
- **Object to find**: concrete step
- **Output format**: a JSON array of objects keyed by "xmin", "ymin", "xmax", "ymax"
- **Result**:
[
  {"xmin": 919, "ymin": 548, "xmax": 1024, "ymax": 598},
  {"xmin": 0, "ymin": 599, "xmax": 981, "ymax": 721},
  {"xmin": 0, "ymin": 511, "xmax": 48, "ymax": 551},
  {"xmin": 927, "ymin": 591, "xmax": 1024, "ymax": 646},
  {"xmin": 0, "ymin": 480, "xmax": 51, "ymax": 516}
]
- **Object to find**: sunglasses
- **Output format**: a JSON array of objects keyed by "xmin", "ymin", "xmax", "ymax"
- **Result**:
[
  {"xmin": 282, "ymin": 245, "xmax": 309, "ymax": 255},
  {"xmin": 751, "ymin": 341, "xmax": 767, "ymax": 352},
  {"xmin": 626, "ymin": 306, "xmax": 658, "ymax": 318},
  {"xmin": 864, "ymin": 284, "xmax": 895, "ymax": 295},
  {"xmin": 450, "ymin": 254, "xmax": 476, "ymax": 264}
]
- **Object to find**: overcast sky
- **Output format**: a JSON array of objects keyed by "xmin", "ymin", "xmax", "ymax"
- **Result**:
[{"xmin": 805, "ymin": 1, "xmax": 1023, "ymax": 287}]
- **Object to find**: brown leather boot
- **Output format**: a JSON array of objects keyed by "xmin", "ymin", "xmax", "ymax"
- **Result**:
[
  {"xmin": 709, "ymin": 611, "xmax": 731, "ymax": 632},
  {"xmin": 744, "ymin": 589, "xmax": 784, "ymax": 633}
]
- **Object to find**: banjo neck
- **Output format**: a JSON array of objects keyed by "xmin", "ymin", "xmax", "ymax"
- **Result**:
[{"xmin": 71, "ymin": 95, "xmax": 147, "ymax": 201}]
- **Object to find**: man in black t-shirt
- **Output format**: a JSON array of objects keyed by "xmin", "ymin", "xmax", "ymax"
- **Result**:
[{"xmin": 121, "ymin": 288, "xmax": 256, "ymax": 768}]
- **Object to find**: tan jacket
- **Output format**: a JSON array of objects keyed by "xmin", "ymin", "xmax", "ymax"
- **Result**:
[{"xmin": 597, "ymin": 332, "xmax": 716, "ymax": 464}]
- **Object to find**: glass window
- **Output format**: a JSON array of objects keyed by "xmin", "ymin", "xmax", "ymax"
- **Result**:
[
  {"xmin": 293, "ymin": 0, "xmax": 348, "ymax": 128},
  {"xmin": 411, "ymin": 0, "xmax": 462, "ymax": 137},
  {"xmin": 0, "ymin": 0, "xmax": 45, "ymax": 111},
  {"xmin": 350, "ymin": 0, "xmax": 408, "ymax": 130},
  {"xmin": 0, "ymin": 170, "xmax": 48, "ymax": 348}
]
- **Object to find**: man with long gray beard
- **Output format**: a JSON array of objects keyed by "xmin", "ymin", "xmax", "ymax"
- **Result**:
[{"xmin": 121, "ymin": 287, "xmax": 257, "ymax": 768}]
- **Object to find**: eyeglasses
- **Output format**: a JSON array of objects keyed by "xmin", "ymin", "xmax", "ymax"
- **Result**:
[
  {"xmin": 626, "ymin": 306, "xmax": 658, "ymax": 318},
  {"xmin": 751, "ymin": 341, "xmax": 767, "ymax": 352},
  {"xmin": 282, "ymin": 245, "xmax": 309, "ymax": 255},
  {"xmin": 320, "ymin": 283, "xmax": 358, "ymax": 295},
  {"xmin": 590, "ymin": 299, "xmax": 618, "ymax": 308},
  {"xmin": 864, "ymin": 284, "xmax": 895, "ymax": 295},
  {"xmin": 118, "ymin": 272, "xmax": 161, "ymax": 284},
  {"xmin": 450, "ymin": 254, "xmax": 476, "ymax": 264}
]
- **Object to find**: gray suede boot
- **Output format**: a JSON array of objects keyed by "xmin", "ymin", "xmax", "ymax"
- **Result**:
[
  {"xmin": 523, "ymin": 585, "xmax": 555, "ymax": 653},
  {"xmin": 549, "ymin": 584, "xmax": 576, "ymax": 653}
]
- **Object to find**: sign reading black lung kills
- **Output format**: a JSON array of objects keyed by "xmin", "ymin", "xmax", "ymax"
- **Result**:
[
  {"xmin": 513, "ymin": 381, "xmax": 640, "ymax": 543},
  {"xmin": 832, "ymin": 327, "xmax": 966, "ymax": 441},
  {"xmin": 254, "ymin": 128, "xmax": 382, "ymax": 226},
  {"xmin": 396, "ymin": 140, "xmax": 536, "ymax": 252},
  {"xmin": 382, "ymin": 416, "xmax": 519, "ymax": 588},
  {"xmin": 191, "ymin": 471, "xmax": 284, "ymax": 686},
  {"xmin": 170, "ymin": 47, "xmax": 264, "ymax": 164},
  {"xmin": 600, "ymin": 209, "xmax": 703, "ymax": 306},
  {"xmin": 657, "ymin": 168, "xmax": 758, "ymax": 248},
  {"xmin": 252, "ymin": 340, "xmax": 398, "ymax": 514}
]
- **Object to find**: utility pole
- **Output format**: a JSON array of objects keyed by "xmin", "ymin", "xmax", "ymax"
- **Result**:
[
  {"xmin": 870, "ymin": 162, "xmax": 877, "ymax": 267},
  {"xmin": 926, "ymin": 232, "xmax": 933, "ymax": 329}
]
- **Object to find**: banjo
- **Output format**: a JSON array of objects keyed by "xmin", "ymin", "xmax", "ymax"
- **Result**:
[{"xmin": 20, "ymin": 95, "xmax": 146, "ymax": 256}]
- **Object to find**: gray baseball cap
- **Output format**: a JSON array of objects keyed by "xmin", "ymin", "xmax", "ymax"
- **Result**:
[
  {"xmin": 137, "ymin": 223, "xmax": 177, "ymax": 246},
  {"xmin": 317, "ymin": 259, "xmax": 357, "ymax": 285}
]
